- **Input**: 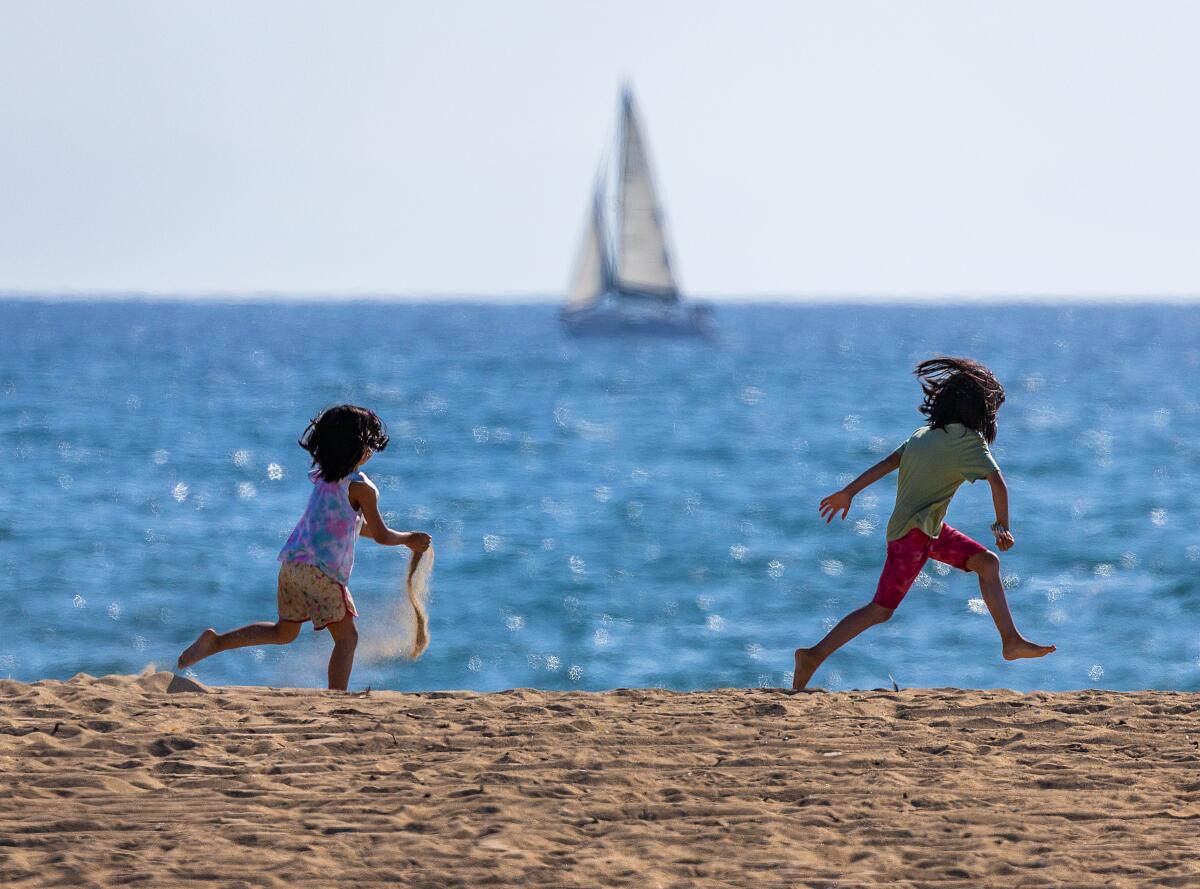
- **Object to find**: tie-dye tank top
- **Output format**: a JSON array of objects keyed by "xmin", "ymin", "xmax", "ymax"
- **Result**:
[{"xmin": 278, "ymin": 468, "xmax": 366, "ymax": 586}]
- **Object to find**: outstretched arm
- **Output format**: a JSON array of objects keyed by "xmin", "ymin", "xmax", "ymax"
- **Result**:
[
  {"xmin": 819, "ymin": 449, "xmax": 903, "ymax": 523},
  {"xmin": 350, "ymin": 479, "xmax": 431, "ymax": 552},
  {"xmin": 985, "ymin": 470, "xmax": 1015, "ymax": 551}
]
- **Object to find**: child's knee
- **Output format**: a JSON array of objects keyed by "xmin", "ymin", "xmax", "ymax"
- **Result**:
[
  {"xmin": 870, "ymin": 604, "xmax": 894, "ymax": 624},
  {"xmin": 968, "ymin": 550, "xmax": 1001, "ymax": 577},
  {"xmin": 276, "ymin": 621, "xmax": 302, "ymax": 644},
  {"xmin": 330, "ymin": 617, "xmax": 358, "ymax": 646}
]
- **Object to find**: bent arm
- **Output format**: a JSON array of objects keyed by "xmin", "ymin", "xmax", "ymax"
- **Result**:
[
  {"xmin": 819, "ymin": 449, "xmax": 902, "ymax": 523},
  {"xmin": 350, "ymin": 480, "xmax": 431, "ymax": 551},
  {"xmin": 844, "ymin": 449, "xmax": 903, "ymax": 497},
  {"xmin": 986, "ymin": 470, "xmax": 1010, "ymax": 528},
  {"xmin": 986, "ymin": 470, "xmax": 1015, "ymax": 551}
]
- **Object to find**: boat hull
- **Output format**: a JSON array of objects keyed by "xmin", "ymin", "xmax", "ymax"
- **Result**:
[{"xmin": 561, "ymin": 300, "xmax": 714, "ymax": 338}]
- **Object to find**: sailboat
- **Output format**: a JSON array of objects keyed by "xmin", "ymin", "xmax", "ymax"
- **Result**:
[{"xmin": 561, "ymin": 86, "xmax": 713, "ymax": 337}]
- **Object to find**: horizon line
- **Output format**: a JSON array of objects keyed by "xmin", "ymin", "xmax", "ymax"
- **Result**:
[{"xmin": 2, "ymin": 290, "xmax": 1200, "ymax": 306}]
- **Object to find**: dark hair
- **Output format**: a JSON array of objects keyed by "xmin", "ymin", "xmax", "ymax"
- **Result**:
[
  {"xmin": 914, "ymin": 357, "xmax": 1005, "ymax": 443},
  {"xmin": 299, "ymin": 404, "xmax": 390, "ymax": 482}
]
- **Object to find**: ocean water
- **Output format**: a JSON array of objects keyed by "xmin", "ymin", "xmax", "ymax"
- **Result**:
[{"xmin": 0, "ymin": 299, "xmax": 1197, "ymax": 693}]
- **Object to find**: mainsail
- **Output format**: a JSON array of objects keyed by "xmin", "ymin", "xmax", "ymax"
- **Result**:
[
  {"xmin": 566, "ymin": 185, "xmax": 610, "ymax": 309},
  {"xmin": 615, "ymin": 88, "xmax": 678, "ymax": 300}
]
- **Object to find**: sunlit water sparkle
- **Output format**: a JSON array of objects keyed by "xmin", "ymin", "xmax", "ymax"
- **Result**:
[{"xmin": 1, "ymin": 300, "xmax": 1198, "ymax": 692}]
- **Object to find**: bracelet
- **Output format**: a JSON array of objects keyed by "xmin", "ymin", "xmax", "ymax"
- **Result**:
[{"xmin": 990, "ymin": 521, "xmax": 1008, "ymax": 535}]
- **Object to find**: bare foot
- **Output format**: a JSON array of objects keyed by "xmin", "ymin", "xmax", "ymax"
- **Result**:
[
  {"xmin": 792, "ymin": 648, "xmax": 823, "ymax": 690},
  {"xmin": 1002, "ymin": 637, "xmax": 1056, "ymax": 661},
  {"xmin": 178, "ymin": 629, "xmax": 218, "ymax": 670}
]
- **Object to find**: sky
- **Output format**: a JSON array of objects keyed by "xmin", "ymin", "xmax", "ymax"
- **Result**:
[{"xmin": 2, "ymin": 1, "xmax": 1198, "ymax": 300}]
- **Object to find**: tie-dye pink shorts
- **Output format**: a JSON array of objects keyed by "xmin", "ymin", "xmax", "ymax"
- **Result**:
[{"xmin": 873, "ymin": 524, "xmax": 987, "ymax": 610}]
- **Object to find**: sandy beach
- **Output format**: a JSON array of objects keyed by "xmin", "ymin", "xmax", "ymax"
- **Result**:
[{"xmin": 1, "ymin": 672, "xmax": 1198, "ymax": 888}]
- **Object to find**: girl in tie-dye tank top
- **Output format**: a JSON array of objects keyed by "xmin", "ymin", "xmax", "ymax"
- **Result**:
[{"xmin": 177, "ymin": 405, "xmax": 431, "ymax": 690}]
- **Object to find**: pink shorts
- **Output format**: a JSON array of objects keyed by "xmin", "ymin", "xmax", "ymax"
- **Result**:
[{"xmin": 873, "ymin": 524, "xmax": 987, "ymax": 610}]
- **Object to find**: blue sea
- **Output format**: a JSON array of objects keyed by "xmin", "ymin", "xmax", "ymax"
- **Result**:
[{"xmin": 1, "ymin": 300, "xmax": 1197, "ymax": 693}]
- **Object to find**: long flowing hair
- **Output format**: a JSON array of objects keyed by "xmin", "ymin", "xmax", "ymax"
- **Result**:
[{"xmin": 914, "ymin": 357, "xmax": 1005, "ymax": 443}]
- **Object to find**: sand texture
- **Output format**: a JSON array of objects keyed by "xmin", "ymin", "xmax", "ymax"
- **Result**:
[{"xmin": 1, "ymin": 672, "xmax": 1199, "ymax": 888}]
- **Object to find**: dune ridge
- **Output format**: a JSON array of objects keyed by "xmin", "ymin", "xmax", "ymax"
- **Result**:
[{"xmin": 1, "ymin": 672, "xmax": 1198, "ymax": 887}]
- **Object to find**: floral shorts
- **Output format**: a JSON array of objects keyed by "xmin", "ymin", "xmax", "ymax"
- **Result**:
[{"xmin": 277, "ymin": 561, "xmax": 358, "ymax": 630}]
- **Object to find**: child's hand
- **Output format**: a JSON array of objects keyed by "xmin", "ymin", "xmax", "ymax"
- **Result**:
[
  {"xmin": 405, "ymin": 532, "xmax": 432, "ymax": 553},
  {"xmin": 819, "ymin": 490, "xmax": 853, "ymax": 523},
  {"xmin": 994, "ymin": 529, "xmax": 1015, "ymax": 552}
]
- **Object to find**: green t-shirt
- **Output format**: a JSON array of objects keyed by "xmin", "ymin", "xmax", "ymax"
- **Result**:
[{"xmin": 885, "ymin": 423, "xmax": 1000, "ymax": 542}]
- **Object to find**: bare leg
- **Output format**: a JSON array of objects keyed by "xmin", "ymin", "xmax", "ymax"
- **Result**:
[
  {"xmin": 966, "ymin": 551, "xmax": 1055, "ymax": 661},
  {"xmin": 177, "ymin": 620, "xmax": 302, "ymax": 670},
  {"xmin": 325, "ymin": 613, "xmax": 358, "ymax": 691},
  {"xmin": 793, "ymin": 602, "xmax": 894, "ymax": 690}
]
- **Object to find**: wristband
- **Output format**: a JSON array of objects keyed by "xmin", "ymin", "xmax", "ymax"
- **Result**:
[{"xmin": 990, "ymin": 521, "xmax": 1008, "ymax": 536}]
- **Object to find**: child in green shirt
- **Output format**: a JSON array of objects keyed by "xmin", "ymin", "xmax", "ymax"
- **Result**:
[{"xmin": 793, "ymin": 357, "xmax": 1055, "ymax": 690}]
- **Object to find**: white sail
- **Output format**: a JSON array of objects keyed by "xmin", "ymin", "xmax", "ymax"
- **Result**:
[
  {"xmin": 616, "ymin": 89, "xmax": 678, "ymax": 300},
  {"xmin": 566, "ymin": 187, "xmax": 609, "ymax": 309}
]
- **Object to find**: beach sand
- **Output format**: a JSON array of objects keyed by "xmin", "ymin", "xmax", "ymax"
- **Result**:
[{"xmin": 1, "ymin": 672, "xmax": 1198, "ymax": 888}]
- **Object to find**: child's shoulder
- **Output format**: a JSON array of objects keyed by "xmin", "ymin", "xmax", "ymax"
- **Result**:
[
  {"xmin": 347, "ymin": 470, "xmax": 377, "ymax": 490},
  {"xmin": 906, "ymin": 423, "xmax": 984, "ymax": 451},
  {"xmin": 910, "ymin": 422, "xmax": 977, "ymax": 439},
  {"xmin": 906, "ymin": 424, "xmax": 936, "ymax": 444}
]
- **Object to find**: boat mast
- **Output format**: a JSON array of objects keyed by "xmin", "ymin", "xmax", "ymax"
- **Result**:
[
  {"xmin": 614, "ymin": 85, "xmax": 629, "ymax": 287},
  {"xmin": 595, "ymin": 177, "xmax": 614, "ymax": 293}
]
